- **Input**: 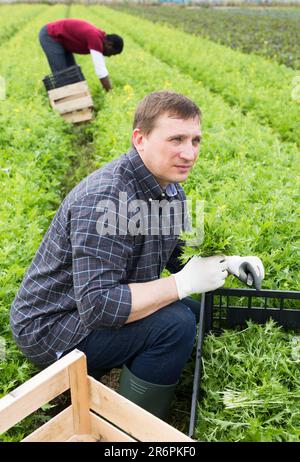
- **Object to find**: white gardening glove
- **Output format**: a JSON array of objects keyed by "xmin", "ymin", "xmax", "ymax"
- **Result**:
[
  {"xmin": 226, "ymin": 255, "xmax": 265, "ymax": 290},
  {"xmin": 173, "ymin": 255, "xmax": 228, "ymax": 300}
]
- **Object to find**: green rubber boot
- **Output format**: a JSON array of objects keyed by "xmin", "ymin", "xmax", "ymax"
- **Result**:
[{"xmin": 118, "ymin": 365, "xmax": 177, "ymax": 420}]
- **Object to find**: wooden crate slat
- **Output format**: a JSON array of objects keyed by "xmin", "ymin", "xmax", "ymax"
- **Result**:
[
  {"xmin": 1, "ymin": 350, "xmax": 192, "ymax": 442},
  {"xmin": 67, "ymin": 434, "xmax": 98, "ymax": 442},
  {"xmin": 49, "ymin": 98, "xmax": 57, "ymax": 110},
  {"xmin": 47, "ymin": 80, "xmax": 94, "ymax": 124},
  {"xmin": 69, "ymin": 353, "xmax": 91, "ymax": 435},
  {"xmin": 0, "ymin": 349, "xmax": 84, "ymax": 434},
  {"xmin": 88, "ymin": 377, "xmax": 193, "ymax": 442},
  {"xmin": 48, "ymin": 81, "xmax": 89, "ymax": 100},
  {"xmin": 55, "ymin": 93, "xmax": 89, "ymax": 105},
  {"xmin": 0, "ymin": 369, "xmax": 69, "ymax": 435},
  {"xmin": 54, "ymin": 95, "xmax": 93, "ymax": 114},
  {"xmin": 90, "ymin": 411, "xmax": 136, "ymax": 442},
  {"xmin": 22, "ymin": 406, "xmax": 74, "ymax": 442},
  {"xmin": 62, "ymin": 108, "xmax": 93, "ymax": 124}
]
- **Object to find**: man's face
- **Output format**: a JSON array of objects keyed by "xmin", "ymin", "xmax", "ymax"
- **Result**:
[
  {"xmin": 133, "ymin": 113, "xmax": 201, "ymax": 187},
  {"xmin": 103, "ymin": 40, "xmax": 118, "ymax": 57}
]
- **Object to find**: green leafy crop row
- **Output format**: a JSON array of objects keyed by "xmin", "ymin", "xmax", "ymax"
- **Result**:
[
  {"xmin": 100, "ymin": 6, "xmax": 300, "ymax": 147},
  {"xmin": 0, "ymin": 4, "xmax": 47, "ymax": 44},
  {"xmin": 0, "ymin": 4, "xmax": 77, "ymax": 441},
  {"xmin": 111, "ymin": 5, "xmax": 300, "ymax": 71}
]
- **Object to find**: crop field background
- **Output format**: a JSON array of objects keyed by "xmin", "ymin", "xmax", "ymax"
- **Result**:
[
  {"xmin": 0, "ymin": 2, "xmax": 299, "ymax": 442},
  {"xmin": 112, "ymin": 4, "xmax": 300, "ymax": 69}
]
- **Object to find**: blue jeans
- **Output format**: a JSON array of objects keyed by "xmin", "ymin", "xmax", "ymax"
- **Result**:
[
  {"xmin": 39, "ymin": 25, "xmax": 76, "ymax": 73},
  {"xmin": 74, "ymin": 297, "xmax": 200, "ymax": 385}
]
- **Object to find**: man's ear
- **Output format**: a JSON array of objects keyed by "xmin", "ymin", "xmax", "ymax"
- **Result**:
[
  {"xmin": 132, "ymin": 128, "xmax": 146, "ymax": 151},
  {"xmin": 103, "ymin": 39, "xmax": 112, "ymax": 55},
  {"xmin": 107, "ymin": 41, "xmax": 113, "ymax": 52}
]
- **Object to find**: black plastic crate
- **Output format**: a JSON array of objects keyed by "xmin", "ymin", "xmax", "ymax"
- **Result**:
[
  {"xmin": 43, "ymin": 65, "xmax": 85, "ymax": 91},
  {"xmin": 189, "ymin": 288, "xmax": 300, "ymax": 438}
]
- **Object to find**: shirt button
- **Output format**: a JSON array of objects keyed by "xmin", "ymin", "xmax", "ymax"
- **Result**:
[
  {"xmin": 161, "ymin": 193, "xmax": 165, "ymax": 198},
  {"xmin": 148, "ymin": 198, "xmax": 153, "ymax": 202}
]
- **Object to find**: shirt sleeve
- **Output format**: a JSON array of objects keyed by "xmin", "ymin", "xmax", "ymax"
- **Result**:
[
  {"xmin": 90, "ymin": 49, "xmax": 109, "ymax": 79},
  {"xmin": 70, "ymin": 193, "xmax": 132, "ymax": 329}
]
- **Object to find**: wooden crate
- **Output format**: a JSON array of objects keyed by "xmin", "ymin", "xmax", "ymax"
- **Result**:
[
  {"xmin": 0, "ymin": 349, "xmax": 193, "ymax": 442},
  {"xmin": 48, "ymin": 81, "xmax": 94, "ymax": 124}
]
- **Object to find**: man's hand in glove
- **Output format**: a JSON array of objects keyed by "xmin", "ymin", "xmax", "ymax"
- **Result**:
[
  {"xmin": 226, "ymin": 256, "xmax": 265, "ymax": 290},
  {"xmin": 173, "ymin": 255, "xmax": 228, "ymax": 300}
]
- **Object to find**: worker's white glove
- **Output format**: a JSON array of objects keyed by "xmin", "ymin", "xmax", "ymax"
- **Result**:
[
  {"xmin": 173, "ymin": 255, "xmax": 228, "ymax": 300},
  {"xmin": 226, "ymin": 256, "xmax": 265, "ymax": 290}
]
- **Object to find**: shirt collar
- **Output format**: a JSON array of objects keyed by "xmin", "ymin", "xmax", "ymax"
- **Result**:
[
  {"xmin": 165, "ymin": 183, "xmax": 178, "ymax": 197},
  {"xmin": 126, "ymin": 147, "xmax": 179, "ymax": 200}
]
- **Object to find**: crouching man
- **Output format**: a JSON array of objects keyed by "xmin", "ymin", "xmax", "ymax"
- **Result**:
[{"xmin": 10, "ymin": 91, "xmax": 264, "ymax": 419}]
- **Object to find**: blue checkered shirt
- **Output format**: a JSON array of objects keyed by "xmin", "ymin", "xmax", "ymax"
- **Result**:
[{"xmin": 10, "ymin": 147, "xmax": 187, "ymax": 367}]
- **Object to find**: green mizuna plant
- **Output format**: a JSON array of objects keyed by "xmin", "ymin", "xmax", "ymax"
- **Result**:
[{"xmin": 195, "ymin": 320, "xmax": 300, "ymax": 442}]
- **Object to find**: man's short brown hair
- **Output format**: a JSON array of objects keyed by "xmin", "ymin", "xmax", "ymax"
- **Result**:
[{"xmin": 133, "ymin": 91, "xmax": 201, "ymax": 136}]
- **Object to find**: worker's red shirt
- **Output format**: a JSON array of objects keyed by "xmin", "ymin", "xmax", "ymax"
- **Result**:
[{"xmin": 47, "ymin": 19, "xmax": 106, "ymax": 54}]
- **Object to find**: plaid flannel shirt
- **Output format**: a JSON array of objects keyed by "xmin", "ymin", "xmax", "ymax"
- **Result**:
[{"xmin": 10, "ymin": 147, "xmax": 187, "ymax": 367}]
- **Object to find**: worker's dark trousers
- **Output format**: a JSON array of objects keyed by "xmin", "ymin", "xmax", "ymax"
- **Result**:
[
  {"xmin": 39, "ymin": 25, "xmax": 76, "ymax": 73},
  {"xmin": 74, "ymin": 297, "xmax": 199, "ymax": 385}
]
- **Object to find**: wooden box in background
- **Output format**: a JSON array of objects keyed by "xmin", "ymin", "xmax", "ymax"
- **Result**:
[{"xmin": 48, "ymin": 81, "xmax": 94, "ymax": 124}]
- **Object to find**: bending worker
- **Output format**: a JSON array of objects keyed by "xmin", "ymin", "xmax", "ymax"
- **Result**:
[
  {"xmin": 10, "ymin": 91, "xmax": 264, "ymax": 420},
  {"xmin": 39, "ymin": 18, "xmax": 124, "ymax": 92}
]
